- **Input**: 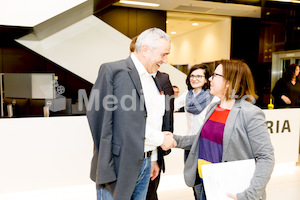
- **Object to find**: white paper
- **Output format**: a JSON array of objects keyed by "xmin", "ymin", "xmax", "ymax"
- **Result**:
[{"xmin": 201, "ymin": 159, "xmax": 255, "ymax": 200}]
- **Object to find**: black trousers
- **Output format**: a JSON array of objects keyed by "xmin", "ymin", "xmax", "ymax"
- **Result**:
[
  {"xmin": 146, "ymin": 147, "xmax": 170, "ymax": 200},
  {"xmin": 146, "ymin": 169, "xmax": 161, "ymax": 200}
]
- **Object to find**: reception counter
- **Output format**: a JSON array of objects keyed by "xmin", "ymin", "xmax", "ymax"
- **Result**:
[
  {"xmin": 0, "ymin": 116, "xmax": 94, "ymax": 194},
  {"xmin": 0, "ymin": 108, "xmax": 299, "ymax": 196},
  {"xmin": 264, "ymin": 108, "xmax": 300, "ymax": 163}
]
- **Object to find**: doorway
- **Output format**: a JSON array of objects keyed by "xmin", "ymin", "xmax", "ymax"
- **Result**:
[{"xmin": 271, "ymin": 50, "xmax": 300, "ymax": 91}]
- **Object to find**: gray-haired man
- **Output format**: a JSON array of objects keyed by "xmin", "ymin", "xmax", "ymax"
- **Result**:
[{"xmin": 87, "ymin": 28, "xmax": 177, "ymax": 200}]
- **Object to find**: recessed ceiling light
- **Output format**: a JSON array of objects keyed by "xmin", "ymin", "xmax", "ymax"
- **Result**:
[
  {"xmin": 192, "ymin": 23, "xmax": 199, "ymax": 26},
  {"xmin": 171, "ymin": 31, "xmax": 176, "ymax": 34},
  {"xmin": 119, "ymin": 0, "xmax": 160, "ymax": 7},
  {"xmin": 166, "ymin": 21, "xmax": 168, "ymax": 23},
  {"xmin": 273, "ymin": 0, "xmax": 290, "ymax": 2},
  {"xmin": 272, "ymin": 0, "xmax": 300, "ymax": 3}
]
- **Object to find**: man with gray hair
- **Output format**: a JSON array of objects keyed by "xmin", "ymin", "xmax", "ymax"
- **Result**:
[{"xmin": 87, "ymin": 28, "xmax": 177, "ymax": 200}]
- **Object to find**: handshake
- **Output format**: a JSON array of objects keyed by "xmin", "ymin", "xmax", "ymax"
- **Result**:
[{"xmin": 160, "ymin": 132, "xmax": 177, "ymax": 151}]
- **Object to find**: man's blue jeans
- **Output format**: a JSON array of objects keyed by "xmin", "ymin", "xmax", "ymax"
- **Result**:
[{"xmin": 96, "ymin": 157, "xmax": 151, "ymax": 200}]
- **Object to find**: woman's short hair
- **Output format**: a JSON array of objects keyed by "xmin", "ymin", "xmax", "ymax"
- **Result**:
[
  {"xmin": 218, "ymin": 59, "xmax": 258, "ymax": 101},
  {"xmin": 285, "ymin": 63, "xmax": 299, "ymax": 80},
  {"xmin": 186, "ymin": 64, "xmax": 212, "ymax": 90},
  {"xmin": 135, "ymin": 28, "xmax": 171, "ymax": 52}
]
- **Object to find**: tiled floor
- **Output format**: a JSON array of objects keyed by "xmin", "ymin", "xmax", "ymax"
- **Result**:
[
  {"xmin": 266, "ymin": 162, "xmax": 300, "ymax": 200},
  {"xmin": 0, "ymin": 159, "xmax": 299, "ymax": 200},
  {"xmin": 158, "ymin": 160, "xmax": 300, "ymax": 200}
]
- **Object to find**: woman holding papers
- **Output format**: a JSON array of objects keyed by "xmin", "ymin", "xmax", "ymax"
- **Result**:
[
  {"xmin": 174, "ymin": 64, "xmax": 218, "ymax": 200},
  {"xmin": 173, "ymin": 59, "xmax": 275, "ymax": 200}
]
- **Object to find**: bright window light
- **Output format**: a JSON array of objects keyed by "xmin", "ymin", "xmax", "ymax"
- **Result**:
[{"xmin": 119, "ymin": 1, "xmax": 160, "ymax": 7}]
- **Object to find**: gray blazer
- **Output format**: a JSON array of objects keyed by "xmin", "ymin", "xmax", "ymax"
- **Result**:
[
  {"xmin": 87, "ymin": 57, "xmax": 147, "ymax": 200},
  {"xmin": 174, "ymin": 99, "xmax": 275, "ymax": 200}
]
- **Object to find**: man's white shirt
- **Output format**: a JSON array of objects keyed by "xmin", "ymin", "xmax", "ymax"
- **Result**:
[{"xmin": 131, "ymin": 53, "xmax": 165, "ymax": 161}]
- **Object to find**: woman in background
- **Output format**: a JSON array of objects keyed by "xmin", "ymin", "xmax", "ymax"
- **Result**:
[
  {"xmin": 272, "ymin": 63, "xmax": 300, "ymax": 108},
  {"xmin": 174, "ymin": 59, "xmax": 274, "ymax": 200},
  {"xmin": 174, "ymin": 64, "xmax": 218, "ymax": 200}
]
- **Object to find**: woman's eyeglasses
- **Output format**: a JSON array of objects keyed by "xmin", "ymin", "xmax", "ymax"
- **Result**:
[
  {"xmin": 211, "ymin": 72, "xmax": 223, "ymax": 79},
  {"xmin": 190, "ymin": 75, "xmax": 205, "ymax": 79}
]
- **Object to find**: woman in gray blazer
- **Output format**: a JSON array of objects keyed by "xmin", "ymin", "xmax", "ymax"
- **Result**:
[{"xmin": 174, "ymin": 59, "xmax": 275, "ymax": 200}]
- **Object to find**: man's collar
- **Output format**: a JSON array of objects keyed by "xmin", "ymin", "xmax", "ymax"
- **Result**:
[
  {"xmin": 151, "ymin": 72, "xmax": 157, "ymax": 77},
  {"xmin": 130, "ymin": 53, "xmax": 148, "ymax": 76}
]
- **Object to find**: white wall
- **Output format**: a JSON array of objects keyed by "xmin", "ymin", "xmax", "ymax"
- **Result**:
[
  {"xmin": 159, "ymin": 63, "xmax": 187, "ymax": 96},
  {"xmin": 168, "ymin": 17, "xmax": 231, "ymax": 66},
  {"xmin": 16, "ymin": 15, "xmax": 131, "ymax": 84},
  {"xmin": 162, "ymin": 17, "xmax": 231, "ymax": 95}
]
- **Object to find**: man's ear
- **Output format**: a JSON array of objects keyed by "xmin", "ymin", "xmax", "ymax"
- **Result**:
[{"xmin": 141, "ymin": 44, "xmax": 149, "ymax": 57}]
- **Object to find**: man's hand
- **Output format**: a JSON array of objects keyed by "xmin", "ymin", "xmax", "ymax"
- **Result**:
[
  {"xmin": 150, "ymin": 161, "xmax": 160, "ymax": 181},
  {"xmin": 160, "ymin": 132, "xmax": 177, "ymax": 151},
  {"xmin": 163, "ymin": 131, "xmax": 173, "ymax": 137}
]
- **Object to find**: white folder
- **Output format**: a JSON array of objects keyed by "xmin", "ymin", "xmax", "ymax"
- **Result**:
[{"xmin": 201, "ymin": 159, "xmax": 255, "ymax": 200}]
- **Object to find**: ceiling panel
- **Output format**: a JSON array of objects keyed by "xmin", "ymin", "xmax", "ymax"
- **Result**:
[{"xmin": 174, "ymin": 5, "xmax": 213, "ymax": 13}]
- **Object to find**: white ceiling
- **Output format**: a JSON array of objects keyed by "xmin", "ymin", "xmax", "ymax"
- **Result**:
[
  {"xmin": 166, "ymin": 11, "xmax": 227, "ymax": 38},
  {"xmin": 114, "ymin": 0, "xmax": 261, "ymax": 38},
  {"xmin": 0, "ymin": 0, "xmax": 87, "ymax": 27},
  {"xmin": 114, "ymin": 0, "xmax": 261, "ymax": 18}
]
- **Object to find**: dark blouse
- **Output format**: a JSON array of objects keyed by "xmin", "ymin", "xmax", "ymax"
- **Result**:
[{"xmin": 272, "ymin": 78, "xmax": 300, "ymax": 108}]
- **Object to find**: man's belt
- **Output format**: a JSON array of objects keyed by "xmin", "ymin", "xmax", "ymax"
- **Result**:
[{"xmin": 144, "ymin": 151, "xmax": 152, "ymax": 158}]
